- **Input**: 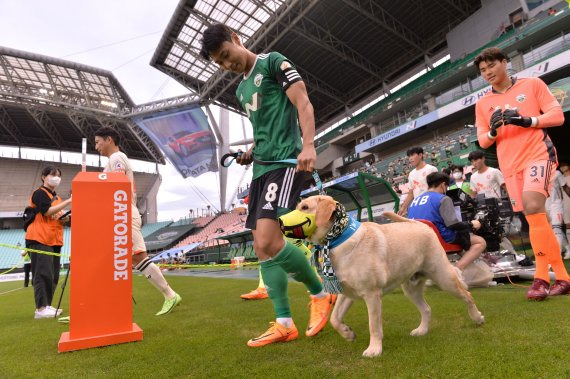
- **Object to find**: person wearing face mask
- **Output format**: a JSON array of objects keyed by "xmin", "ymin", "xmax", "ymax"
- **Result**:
[
  {"xmin": 25, "ymin": 166, "xmax": 71, "ymax": 319},
  {"xmin": 408, "ymin": 172, "xmax": 486, "ymax": 276},
  {"xmin": 448, "ymin": 165, "xmax": 472, "ymax": 196}
]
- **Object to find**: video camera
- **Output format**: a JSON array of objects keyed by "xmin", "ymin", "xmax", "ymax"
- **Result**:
[{"xmin": 446, "ymin": 188, "xmax": 513, "ymax": 252}]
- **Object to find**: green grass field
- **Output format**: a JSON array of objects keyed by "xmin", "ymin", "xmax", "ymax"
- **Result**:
[{"xmin": 1, "ymin": 272, "xmax": 569, "ymax": 378}]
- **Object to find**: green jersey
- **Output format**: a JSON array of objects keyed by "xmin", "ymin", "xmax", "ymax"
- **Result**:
[{"xmin": 236, "ymin": 52, "xmax": 303, "ymax": 179}]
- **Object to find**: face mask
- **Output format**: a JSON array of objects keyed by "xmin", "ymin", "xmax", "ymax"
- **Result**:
[
  {"xmin": 452, "ymin": 172, "xmax": 463, "ymax": 180},
  {"xmin": 47, "ymin": 176, "xmax": 61, "ymax": 188}
]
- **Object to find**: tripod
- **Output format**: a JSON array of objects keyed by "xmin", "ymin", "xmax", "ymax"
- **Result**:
[{"xmin": 54, "ymin": 264, "xmax": 70, "ymax": 319}]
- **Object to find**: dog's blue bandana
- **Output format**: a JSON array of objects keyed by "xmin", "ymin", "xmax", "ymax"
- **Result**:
[{"xmin": 327, "ymin": 216, "xmax": 361, "ymax": 249}]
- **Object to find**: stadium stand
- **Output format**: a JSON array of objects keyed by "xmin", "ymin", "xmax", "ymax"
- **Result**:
[
  {"xmin": 175, "ymin": 213, "xmax": 244, "ymax": 249},
  {"xmin": 316, "ymin": 3, "xmax": 570, "ymax": 149},
  {"xmin": 0, "ymin": 157, "xmax": 159, "ymax": 215},
  {"xmin": 0, "ymin": 228, "xmax": 71, "ymax": 269},
  {"xmin": 313, "ymin": 4, "xmax": 570, "ymax": 177},
  {"xmin": 141, "ymin": 221, "xmax": 173, "ymax": 238}
]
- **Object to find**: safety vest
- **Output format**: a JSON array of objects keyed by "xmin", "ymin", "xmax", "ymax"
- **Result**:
[
  {"xmin": 25, "ymin": 187, "xmax": 64, "ymax": 246},
  {"xmin": 408, "ymin": 191, "xmax": 457, "ymax": 243}
]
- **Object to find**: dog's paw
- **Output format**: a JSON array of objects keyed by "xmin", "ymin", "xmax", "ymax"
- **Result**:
[
  {"xmin": 475, "ymin": 314, "xmax": 485, "ymax": 326},
  {"xmin": 410, "ymin": 326, "xmax": 428, "ymax": 336},
  {"xmin": 362, "ymin": 345, "xmax": 382, "ymax": 358},
  {"xmin": 338, "ymin": 325, "xmax": 356, "ymax": 341},
  {"xmin": 468, "ymin": 308, "xmax": 485, "ymax": 326}
]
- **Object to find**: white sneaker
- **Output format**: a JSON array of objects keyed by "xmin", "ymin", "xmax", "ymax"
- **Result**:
[
  {"xmin": 564, "ymin": 249, "xmax": 570, "ymax": 260},
  {"xmin": 34, "ymin": 307, "xmax": 57, "ymax": 319},
  {"xmin": 47, "ymin": 306, "xmax": 63, "ymax": 316}
]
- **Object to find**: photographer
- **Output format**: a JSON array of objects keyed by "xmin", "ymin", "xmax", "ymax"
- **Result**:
[{"xmin": 408, "ymin": 172, "xmax": 486, "ymax": 274}]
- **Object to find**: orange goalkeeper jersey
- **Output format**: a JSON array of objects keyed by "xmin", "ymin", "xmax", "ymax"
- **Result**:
[{"xmin": 475, "ymin": 77, "xmax": 563, "ymax": 177}]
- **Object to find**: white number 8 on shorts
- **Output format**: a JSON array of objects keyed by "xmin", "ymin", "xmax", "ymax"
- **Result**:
[{"xmin": 265, "ymin": 182, "xmax": 279, "ymax": 202}]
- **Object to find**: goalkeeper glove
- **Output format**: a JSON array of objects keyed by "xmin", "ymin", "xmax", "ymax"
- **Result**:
[
  {"xmin": 502, "ymin": 108, "xmax": 532, "ymax": 128},
  {"xmin": 489, "ymin": 108, "xmax": 503, "ymax": 137}
]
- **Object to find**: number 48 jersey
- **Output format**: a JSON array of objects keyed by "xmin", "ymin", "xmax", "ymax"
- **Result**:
[{"xmin": 236, "ymin": 52, "xmax": 303, "ymax": 180}]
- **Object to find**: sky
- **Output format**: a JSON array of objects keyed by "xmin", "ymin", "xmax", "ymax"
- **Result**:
[{"xmin": 0, "ymin": 0, "xmax": 253, "ymax": 221}]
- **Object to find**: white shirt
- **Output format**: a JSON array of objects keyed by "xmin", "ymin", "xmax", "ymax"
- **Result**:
[
  {"xmin": 470, "ymin": 167, "xmax": 504, "ymax": 199},
  {"xmin": 408, "ymin": 164, "xmax": 438, "ymax": 198},
  {"xmin": 104, "ymin": 151, "xmax": 137, "ymax": 207}
]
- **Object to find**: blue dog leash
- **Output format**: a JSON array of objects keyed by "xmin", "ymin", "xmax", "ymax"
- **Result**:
[{"xmin": 220, "ymin": 151, "xmax": 325, "ymax": 195}]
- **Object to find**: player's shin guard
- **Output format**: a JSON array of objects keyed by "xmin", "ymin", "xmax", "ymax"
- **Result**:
[
  {"xmin": 527, "ymin": 213, "xmax": 570, "ymax": 281},
  {"xmin": 286, "ymin": 237, "xmax": 313, "ymax": 260},
  {"xmin": 135, "ymin": 257, "xmax": 176, "ymax": 299},
  {"xmin": 260, "ymin": 259, "xmax": 290, "ymax": 318},
  {"xmin": 274, "ymin": 241, "xmax": 323, "ymax": 295},
  {"xmin": 287, "ymin": 237, "xmax": 319, "ymax": 275}
]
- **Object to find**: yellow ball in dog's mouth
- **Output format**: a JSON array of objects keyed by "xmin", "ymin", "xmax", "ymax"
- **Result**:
[{"xmin": 279, "ymin": 210, "xmax": 316, "ymax": 239}]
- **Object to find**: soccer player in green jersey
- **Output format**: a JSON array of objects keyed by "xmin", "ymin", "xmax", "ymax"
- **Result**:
[{"xmin": 201, "ymin": 24, "xmax": 336, "ymax": 347}]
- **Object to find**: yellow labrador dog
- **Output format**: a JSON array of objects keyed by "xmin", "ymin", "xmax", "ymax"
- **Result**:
[{"xmin": 298, "ymin": 195, "xmax": 484, "ymax": 357}]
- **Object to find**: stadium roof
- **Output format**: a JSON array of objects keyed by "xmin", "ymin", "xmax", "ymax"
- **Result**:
[
  {"xmin": 151, "ymin": 0, "xmax": 482, "ymax": 126},
  {"xmin": 0, "ymin": 47, "xmax": 164, "ymax": 163}
]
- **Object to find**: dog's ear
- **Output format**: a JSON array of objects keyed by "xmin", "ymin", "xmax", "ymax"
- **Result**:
[{"xmin": 315, "ymin": 198, "xmax": 336, "ymax": 228}]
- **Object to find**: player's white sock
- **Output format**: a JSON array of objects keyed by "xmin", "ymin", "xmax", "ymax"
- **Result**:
[
  {"xmin": 136, "ymin": 257, "xmax": 176, "ymax": 299},
  {"xmin": 312, "ymin": 290, "xmax": 326, "ymax": 299},
  {"xmin": 276, "ymin": 317, "xmax": 293, "ymax": 328}
]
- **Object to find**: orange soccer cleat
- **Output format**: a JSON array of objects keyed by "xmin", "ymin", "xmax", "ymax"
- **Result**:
[
  {"xmin": 240, "ymin": 287, "xmax": 269, "ymax": 300},
  {"xmin": 247, "ymin": 321, "xmax": 298, "ymax": 347},
  {"xmin": 306, "ymin": 293, "xmax": 337, "ymax": 337}
]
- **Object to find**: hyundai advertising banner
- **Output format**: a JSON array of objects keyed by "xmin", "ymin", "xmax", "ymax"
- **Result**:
[{"xmin": 134, "ymin": 106, "xmax": 217, "ymax": 178}]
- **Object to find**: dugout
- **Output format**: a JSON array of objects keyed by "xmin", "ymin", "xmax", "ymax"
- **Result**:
[
  {"xmin": 301, "ymin": 172, "xmax": 399, "ymax": 223},
  {"xmin": 213, "ymin": 230, "xmax": 254, "ymax": 263}
]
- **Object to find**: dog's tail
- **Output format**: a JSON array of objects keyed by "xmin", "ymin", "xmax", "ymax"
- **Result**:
[{"xmin": 382, "ymin": 211, "xmax": 417, "ymax": 223}]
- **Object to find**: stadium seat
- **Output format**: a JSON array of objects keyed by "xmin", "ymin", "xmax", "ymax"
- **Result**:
[{"xmin": 417, "ymin": 220, "xmax": 463, "ymax": 254}]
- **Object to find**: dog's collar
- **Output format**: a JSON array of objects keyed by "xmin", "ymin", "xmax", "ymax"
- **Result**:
[
  {"xmin": 320, "ymin": 203, "xmax": 361, "ymax": 249},
  {"xmin": 327, "ymin": 216, "xmax": 360, "ymax": 249}
]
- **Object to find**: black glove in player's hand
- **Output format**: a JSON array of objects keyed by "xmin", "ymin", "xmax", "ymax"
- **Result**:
[
  {"xmin": 502, "ymin": 108, "xmax": 532, "ymax": 128},
  {"xmin": 489, "ymin": 108, "xmax": 503, "ymax": 137}
]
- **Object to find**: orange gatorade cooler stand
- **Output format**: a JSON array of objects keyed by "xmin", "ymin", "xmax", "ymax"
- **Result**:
[{"xmin": 58, "ymin": 172, "xmax": 143, "ymax": 352}]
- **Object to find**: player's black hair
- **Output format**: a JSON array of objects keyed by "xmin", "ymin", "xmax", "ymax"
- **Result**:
[
  {"xmin": 406, "ymin": 146, "xmax": 424, "ymax": 157},
  {"xmin": 474, "ymin": 47, "xmax": 508, "ymax": 68},
  {"xmin": 427, "ymin": 172, "xmax": 450, "ymax": 188},
  {"xmin": 468, "ymin": 150, "xmax": 485, "ymax": 161},
  {"xmin": 95, "ymin": 126, "xmax": 121, "ymax": 146},
  {"xmin": 200, "ymin": 24, "xmax": 233, "ymax": 60}
]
